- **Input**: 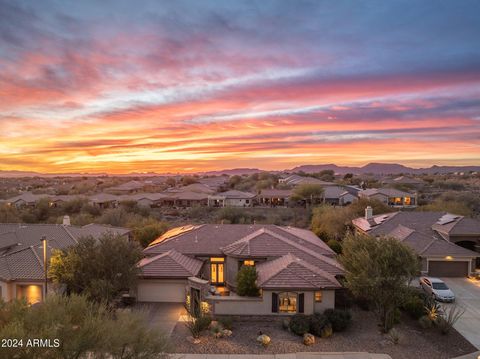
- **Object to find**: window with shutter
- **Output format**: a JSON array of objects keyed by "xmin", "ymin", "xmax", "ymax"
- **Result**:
[
  {"xmin": 298, "ymin": 293, "xmax": 304, "ymax": 313},
  {"xmin": 272, "ymin": 292, "xmax": 278, "ymax": 313}
]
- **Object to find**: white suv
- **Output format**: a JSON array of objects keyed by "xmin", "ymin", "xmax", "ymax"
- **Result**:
[{"xmin": 419, "ymin": 277, "xmax": 455, "ymax": 302}]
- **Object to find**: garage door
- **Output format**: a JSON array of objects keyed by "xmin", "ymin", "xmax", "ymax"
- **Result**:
[
  {"xmin": 137, "ymin": 280, "xmax": 186, "ymax": 302},
  {"xmin": 428, "ymin": 261, "xmax": 469, "ymax": 277}
]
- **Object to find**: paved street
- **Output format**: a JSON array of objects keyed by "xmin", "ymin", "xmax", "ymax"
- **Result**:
[
  {"xmin": 442, "ymin": 278, "xmax": 480, "ymax": 349},
  {"xmin": 167, "ymin": 353, "xmax": 391, "ymax": 359}
]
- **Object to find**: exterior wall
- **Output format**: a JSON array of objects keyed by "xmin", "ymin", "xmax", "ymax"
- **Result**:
[
  {"xmin": 0, "ymin": 281, "xmax": 8, "ymax": 301},
  {"xmin": 421, "ymin": 257, "xmax": 428, "ymax": 273},
  {"xmin": 225, "ymin": 256, "xmax": 238, "ymax": 287},
  {"xmin": 340, "ymin": 193, "xmax": 356, "ymax": 205},
  {"xmin": 225, "ymin": 198, "xmax": 253, "ymax": 207},
  {"xmin": 136, "ymin": 279, "xmax": 187, "ymax": 302},
  {"xmin": 313, "ymin": 290, "xmax": 335, "ymax": 313},
  {"xmin": 211, "ymin": 290, "xmax": 335, "ymax": 316}
]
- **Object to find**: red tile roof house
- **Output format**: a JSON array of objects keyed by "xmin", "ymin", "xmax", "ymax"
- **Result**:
[
  {"xmin": 353, "ymin": 207, "xmax": 480, "ymax": 277},
  {"xmin": 0, "ymin": 220, "xmax": 131, "ymax": 305},
  {"xmin": 137, "ymin": 224, "xmax": 343, "ymax": 316},
  {"xmin": 358, "ymin": 187, "xmax": 417, "ymax": 208}
]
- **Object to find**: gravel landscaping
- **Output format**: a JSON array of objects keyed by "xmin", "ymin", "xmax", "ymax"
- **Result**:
[{"xmin": 169, "ymin": 308, "xmax": 476, "ymax": 359}]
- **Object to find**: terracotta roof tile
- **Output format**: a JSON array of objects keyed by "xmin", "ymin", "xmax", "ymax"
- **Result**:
[{"xmin": 138, "ymin": 249, "xmax": 203, "ymax": 278}]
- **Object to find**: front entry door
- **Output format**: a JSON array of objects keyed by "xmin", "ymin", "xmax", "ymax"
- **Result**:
[
  {"xmin": 211, "ymin": 263, "xmax": 224, "ymax": 284},
  {"xmin": 191, "ymin": 288, "xmax": 200, "ymax": 317}
]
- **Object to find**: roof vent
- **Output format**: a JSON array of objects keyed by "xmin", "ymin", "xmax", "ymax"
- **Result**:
[
  {"xmin": 63, "ymin": 215, "xmax": 71, "ymax": 226},
  {"xmin": 365, "ymin": 206, "xmax": 373, "ymax": 220}
]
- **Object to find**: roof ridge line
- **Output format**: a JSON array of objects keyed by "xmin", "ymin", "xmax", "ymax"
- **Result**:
[
  {"xmin": 30, "ymin": 245, "xmax": 44, "ymax": 270},
  {"xmin": 62, "ymin": 225, "xmax": 78, "ymax": 244}
]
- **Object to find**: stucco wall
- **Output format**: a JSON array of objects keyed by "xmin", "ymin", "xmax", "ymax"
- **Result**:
[
  {"xmin": 225, "ymin": 198, "xmax": 252, "ymax": 207},
  {"xmin": 211, "ymin": 290, "xmax": 335, "ymax": 316}
]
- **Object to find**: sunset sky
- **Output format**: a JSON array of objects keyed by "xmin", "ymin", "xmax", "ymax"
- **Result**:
[{"xmin": 1, "ymin": 0, "xmax": 479, "ymax": 174}]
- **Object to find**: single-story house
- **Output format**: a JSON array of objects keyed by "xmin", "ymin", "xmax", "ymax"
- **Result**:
[
  {"xmin": 257, "ymin": 189, "xmax": 293, "ymax": 207},
  {"xmin": 358, "ymin": 188, "xmax": 417, "ymax": 208},
  {"xmin": 0, "ymin": 220, "xmax": 131, "ymax": 304},
  {"xmin": 106, "ymin": 180, "xmax": 146, "ymax": 194},
  {"xmin": 323, "ymin": 186, "xmax": 357, "ymax": 205},
  {"xmin": 207, "ymin": 190, "xmax": 256, "ymax": 207},
  {"xmin": 352, "ymin": 208, "xmax": 479, "ymax": 277},
  {"xmin": 4, "ymin": 192, "xmax": 49, "ymax": 208},
  {"xmin": 166, "ymin": 183, "xmax": 215, "ymax": 195},
  {"xmin": 137, "ymin": 224, "xmax": 343, "ymax": 316},
  {"xmin": 88, "ymin": 193, "xmax": 119, "ymax": 208}
]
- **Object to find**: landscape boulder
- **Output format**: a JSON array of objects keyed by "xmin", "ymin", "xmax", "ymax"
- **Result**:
[
  {"xmin": 303, "ymin": 333, "xmax": 315, "ymax": 346},
  {"xmin": 256, "ymin": 334, "xmax": 271, "ymax": 347}
]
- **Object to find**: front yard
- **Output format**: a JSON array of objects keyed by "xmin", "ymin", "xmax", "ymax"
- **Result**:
[{"xmin": 169, "ymin": 308, "xmax": 476, "ymax": 359}]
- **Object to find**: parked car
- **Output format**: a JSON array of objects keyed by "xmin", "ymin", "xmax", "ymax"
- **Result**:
[{"xmin": 419, "ymin": 277, "xmax": 455, "ymax": 302}]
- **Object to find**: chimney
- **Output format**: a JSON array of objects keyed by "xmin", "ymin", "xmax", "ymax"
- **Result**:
[
  {"xmin": 365, "ymin": 206, "xmax": 373, "ymax": 220},
  {"xmin": 63, "ymin": 215, "xmax": 71, "ymax": 226}
]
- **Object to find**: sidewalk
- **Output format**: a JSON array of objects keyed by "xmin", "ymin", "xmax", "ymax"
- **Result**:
[{"xmin": 168, "ymin": 352, "xmax": 392, "ymax": 359}]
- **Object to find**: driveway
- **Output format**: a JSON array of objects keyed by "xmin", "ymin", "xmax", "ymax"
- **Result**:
[
  {"xmin": 442, "ymin": 278, "xmax": 480, "ymax": 349},
  {"xmin": 135, "ymin": 302, "xmax": 186, "ymax": 337}
]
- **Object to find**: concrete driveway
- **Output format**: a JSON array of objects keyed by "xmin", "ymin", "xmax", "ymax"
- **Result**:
[
  {"xmin": 135, "ymin": 302, "xmax": 186, "ymax": 337},
  {"xmin": 442, "ymin": 278, "xmax": 480, "ymax": 349}
]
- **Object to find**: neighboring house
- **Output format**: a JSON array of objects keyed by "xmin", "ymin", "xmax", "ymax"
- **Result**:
[
  {"xmin": 171, "ymin": 191, "xmax": 209, "ymax": 207},
  {"xmin": 49, "ymin": 195, "xmax": 79, "ymax": 207},
  {"xmin": 257, "ymin": 189, "xmax": 293, "ymax": 207},
  {"xmin": 279, "ymin": 174, "xmax": 334, "ymax": 187},
  {"xmin": 207, "ymin": 190, "xmax": 256, "ymax": 207},
  {"xmin": 352, "ymin": 208, "xmax": 479, "ymax": 277},
  {"xmin": 88, "ymin": 193, "xmax": 119, "ymax": 208},
  {"xmin": 5, "ymin": 192, "xmax": 49, "ymax": 208},
  {"xmin": 198, "ymin": 176, "xmax": 229, "ymax": 191},
  {"xmin": 358, "ymin": 188, "xmax": 417, "ymax": 208},
  {"xmin": 137, "ymin": 224, "xmax": 343, "ymax": 316},
  {"xmin": 0, "ymin": 220, "xmax": 131, "ymax": 304},
  {"xmin": 323, "ymin": 186, "xmax": 357, "ymax": 205},
  {"xmin": 119, "ymin": 193, "xmax": 168, "ymax": 208}
]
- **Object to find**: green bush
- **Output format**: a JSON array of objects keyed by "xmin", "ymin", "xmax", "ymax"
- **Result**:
[
  {"xmin": 327, "ymin": 239, "xmax": 342, "ymax": 254},
  {"xmin": 418, "ymin": 315, "xmax": 432, "ymax": 329},
  {"xmin": 289, "ymin": 314, "xmax": 311, "ymax": 336},
  {"xmin": 218, "ymin": 316, "xmax": 233, "ymax": 330},
  {"xmin": 324, "ymin": 309, "xmax": 352, "ymax": 332},
  {"xmin": 309, "ymin": 313, "xmax": 329, "ymax": 336},
  {"xmin": 402, "ymin": 295, "xmax": 425, "ymax": 319},
  {"xmin": 320, "ymin": 322, "xmax": 333, "ymax": 338},
  {"xmin": 236, "ymin": 266, "xmax": 260, "ymax": 296}
]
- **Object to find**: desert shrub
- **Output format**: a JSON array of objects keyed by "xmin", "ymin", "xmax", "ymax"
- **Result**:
[
  {"xmin": 289, "ymin": 314, "xmax": 311, "ymax": 336},
  {"xmin": 320, "ymin": 322, "xmax": 333, "ymax": 338},
  {"xmin": 236, "ymin": 266, "xmax": 260, "ymax": 296},
  {"xmin": 436, "ymin": 305, "xmax": 465, "ymax": 335},
  {"xmin": 218, "ymin": 316, "xmax": 233, "ymax": 330},
  {"xmin": 184, "ymin": 314, "xmax": 212, "ymax": 339},
  {"xmin": 327, "ymin": 239, "xmax": 342, "ymax": 254},
  {"xmin": 309, "ymin": 313, "xmax": 329, "ymax": 336},
  {"xmin": 324, "ymin": 309, "xmax": 352, "ymax": 332},
  {"xmin": 418, "ymin": 315, "xmax": 433, "ymax": 329},
  {"xmin": 355, "ymin": 296, "xmax": 371, "ymax": 311},
  {"xmin": 282, "ymin": 318, "xmax": 290, "ymax": 330},
  {"xmin": 387, "ymin": 328, "xmax": 400, "ymax": 344},
  {"xmin": 402, "ymin": 295, "xmax": 425, "ymax": 319}
]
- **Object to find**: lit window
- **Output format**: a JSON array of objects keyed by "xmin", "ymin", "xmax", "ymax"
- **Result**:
[
  {"xmin": 404, "ymin": 197, "xmax": 411, "ymax": 205},
  {"xmin": 210, "ymin": 257, "xmax": 225, "ymax": 263},
  {"xmin": 315, "ymin": 291, "xmax": 322, "ymax": 302},
  {"xmin": 278, "ymin": 292, "xmax": 297, "ymax": 313},
  {"xmin": 243, "ymin": 260, "xmax": 255, "ymax": 266}
]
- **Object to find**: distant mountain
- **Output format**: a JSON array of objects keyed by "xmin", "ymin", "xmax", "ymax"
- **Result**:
[
  {"xmin": 0, "ymin": 170, "xmax": 109, "ymax": 178},
  {"xmin": 290, "ymin": 163, "xmax": 480, "ymax": 175},
  {"xmin": 202, "ymin": 168, "xmax": 263, "ymax": 176}
]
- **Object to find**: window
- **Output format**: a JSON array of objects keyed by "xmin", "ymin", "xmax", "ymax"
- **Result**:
[
  {"xmin": 243, "ymin": 260, "xmax": 255, "ymax": 266},
  {"xmin": 210, "ymin": 257, "xmax": 224, "ymax": 283},
  {"xmin": 16, "ymin": 285, "xmax": 42, "ymax": 305},
  {"xmin": 404, "ymin": 197, "xmax": 411, "ymax": 205},
  {"xmin": 278, "ymin": 292, "xmax": 297, "ymax": 313},
  {"xmin": 315, "ymin": 291, "xmax": 322, "ymax": 302}
]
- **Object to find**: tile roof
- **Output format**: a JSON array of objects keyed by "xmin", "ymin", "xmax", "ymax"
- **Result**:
[
  {"xmin": 166, "ymin": 183, "xmax": 215, "ymax": 194},
  {"xmin": 138, "ymin": 249, "xmax": 203, "ymax": 278},
  {"xmin": 0, "ymin": 223, "xmax": 131, "ymax": 281},
  {"xmin": 88, "ymin": 193, "xmax": 119, "ymax": 203},
  {"xmin": 6, "ymin": 192, "xmax": 49, "ymax": 204},
  {"xmin": 352, "ymin": 211, "xmax": 479, "ymax": 258},
  {"xmin": 359, "ymin": 188, "xmax": 415, "ymax": 198},
  {"xmin": 432, "ymin": 216, "xmax": 480, "ymax": 236},
  {"xmin": 256, "ymin": 253, "xmax": 341, "ymax": 289}
]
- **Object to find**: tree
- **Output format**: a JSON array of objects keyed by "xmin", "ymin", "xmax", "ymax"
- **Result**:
[
  {"xmin": 339, "ymin": 233, "xmax": 420, "ymax": 332},
  {"xmin": 292, "ymin": 184, "xmax": 324, "ymax": 206},
  {"xmin": 49, "ymin": 233, "xmax": 143, "ymax": 303},
  {"xmin": 0, "ymin": 294, "xmax": 170, "ymax": 359},
  {"xmin": 134, "ymin": 222, "xmax": 169, "ymax": 247},
  {"xmin": 181, "ymin": 176, "xmax": 198, "ymax": 186},
  {"xmin": 0, "ymin": 204, "xmax": 20, "ymax": 223},
  {"xmin": 236, "ymin": 266, "xmax": 260, "ymax": 296}
]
